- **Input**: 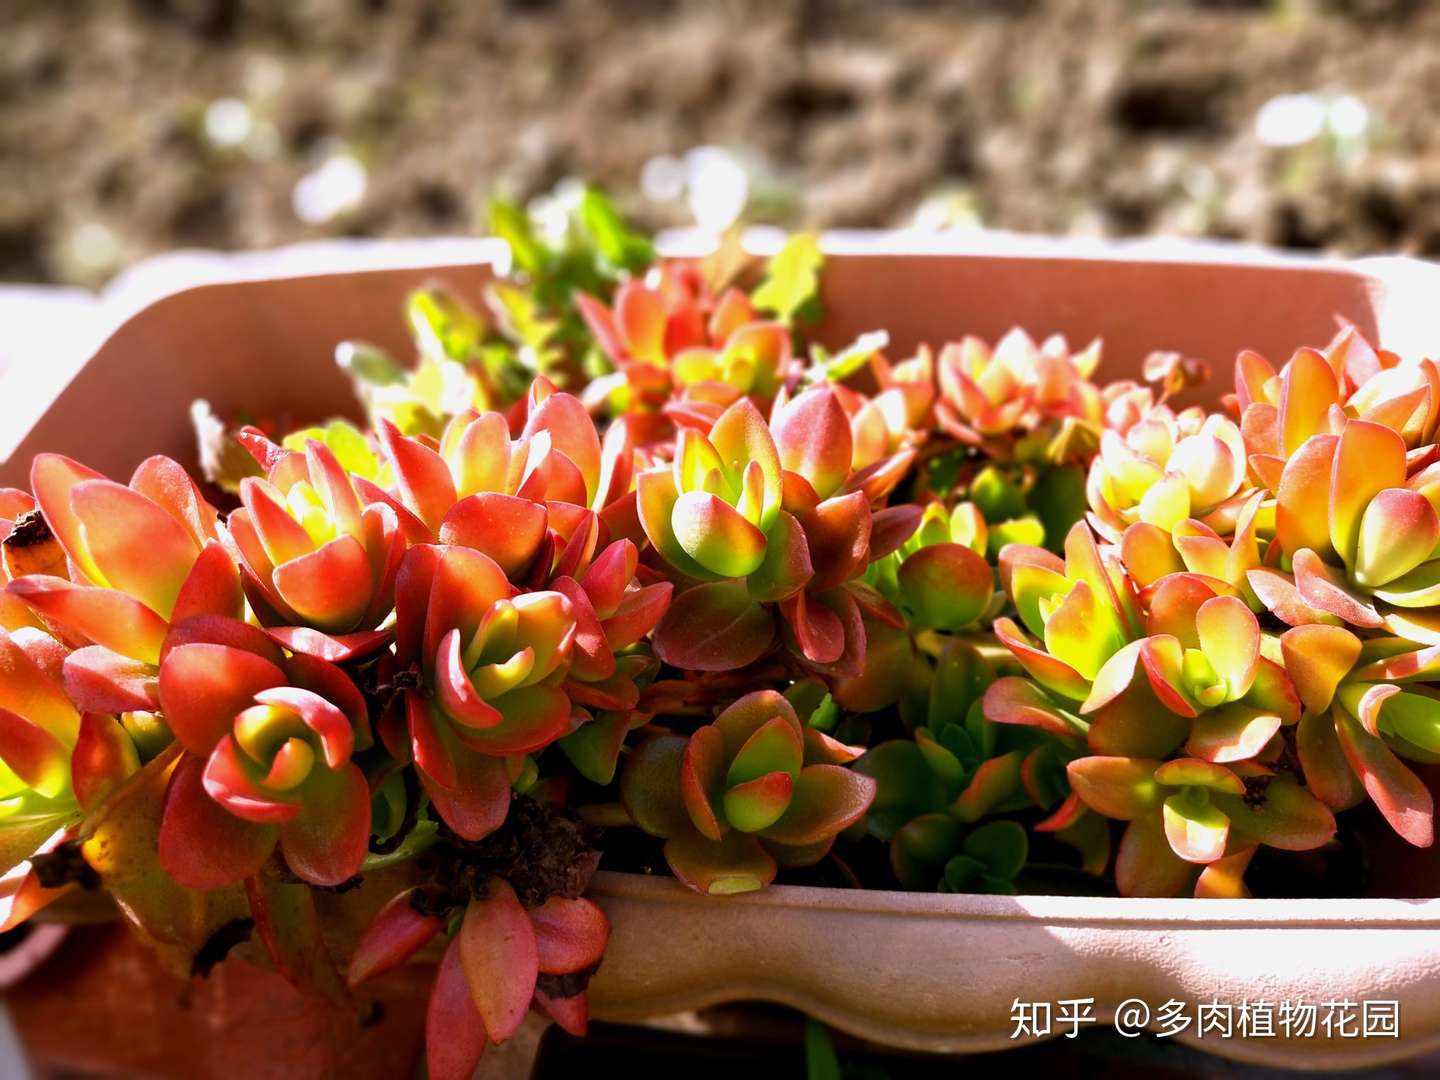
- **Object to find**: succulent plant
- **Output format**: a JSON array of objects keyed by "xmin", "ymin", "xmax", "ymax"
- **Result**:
[
  {"xmin": 620, "ymin": 690, "xmax": 876, "ymax": 893},
  {"xmin": 2, "ymin": 202, "xmax": 1438, "ymax": 1080}
]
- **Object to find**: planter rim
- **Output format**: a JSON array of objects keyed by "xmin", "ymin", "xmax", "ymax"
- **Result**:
[{"xmin": 587, "ymin": 870, "xmax": 1440, "ymax": 928}]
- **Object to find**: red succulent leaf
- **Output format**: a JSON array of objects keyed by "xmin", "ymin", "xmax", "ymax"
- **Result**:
[
  {"xmin": 8, "ymin": 575, "xmax": 169, "ymax": 665},
  {"xmin": 799, "ymin": 491, "xmax": 871, "ymax": 592},
  {"xmin": 70, "ymin": 712, "xmax": 139, "ymax": 813},
  {"xmin": 868, "ymin": 505, "xmax": 924, "ymax": 561},
  {"xmin": 1292, "ymin": 548, "xmax": 1383, "ymax": 628},
  {"xmin": 171, "ymin": 539, "xmax": 244, "ymax": 624},
  {"xmin": 653, "ymin": 580, "xmax": 775, "ymax": 672},
  {"xmin": 599, "ymin": 581, "xmax": 673, "ymax": 651},
  {"xmin": 159, "ymin": 642, "xmax": 286, "ymax": 756},
  {"xmin": 427, "ymin": 934, "xmax": 489, "ymax": 1080},
  {"xmin": 1185, "ymin": 703, "xmax": 1282, "ymax": 764},
  {"xmin": 347, "ymin": 888, "xmax": 445, "ymax": 988},
  {"xmin": 62, "ymin": 645, "xmax": 158, "ymax": 714},
  {"xmin": 459, "ymin": 880, "xmax": 540, "ymax": 1045},
  {"xmin": 530, "ymin": 896, "xmax": 610, "ymax": 975},
  {"xmin": 159, "ymin": 753, "xmax": 276, "ymax": 889},
  {"xmin": 265, "ymin": 626, "xmax": 392, "ymax": 663},
  {"xmin": 1333, "ymin": 708, "xmax": 1434, "ymax": 847},
  {"xmin": 680, "ymin": 724, "xmax": 728, "ymax": 841},
  {"xmin": 534, "ymin": 991, "xmax": 589, "ymax": 1037},
  {"xmin": 439, "ymin": 493, "xmax": 548, "ymax": 578}
]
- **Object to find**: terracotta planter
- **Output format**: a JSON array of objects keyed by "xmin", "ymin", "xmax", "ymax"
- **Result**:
[{"xmin": 6, "ymin": 237, "xmax": 1440, "ymax": 1072}]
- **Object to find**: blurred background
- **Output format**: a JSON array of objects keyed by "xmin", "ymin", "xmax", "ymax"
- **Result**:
[{"xmin": 6, "ymin": 0, "xmax": 1440, "ymax": 291}]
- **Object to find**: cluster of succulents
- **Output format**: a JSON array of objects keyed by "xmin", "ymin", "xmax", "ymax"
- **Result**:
[{"xmin": 3, "ymin": 192, "xmax": 1437, "ymax": 1071}]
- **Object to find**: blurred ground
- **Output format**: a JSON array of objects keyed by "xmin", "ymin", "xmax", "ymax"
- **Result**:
[{"xmin": 6, "ymin": 0, "xmax": 1440, "ymax": 288}]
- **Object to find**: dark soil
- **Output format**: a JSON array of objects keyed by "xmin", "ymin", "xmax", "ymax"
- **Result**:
[{"xmin": 7, "ymin": 0, "xmax": 1440, "ymax": 287}]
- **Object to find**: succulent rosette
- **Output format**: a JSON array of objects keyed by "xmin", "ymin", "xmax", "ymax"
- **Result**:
[
  {"xmin": 8, "ymin": 454, "xmax": 245, "ymax": 711},
  {"xmin": 935, "ymin": 329, "xmax": 1103, "ymax": 455},
  {"xmin": 855, "ymin": 641, "xmax": 1095, "ymax": 889},
  {"xmin": 641, "ymin": 387, "xmax": 916, "ymax": 675},
  {"xmin": 984, "ymin": 509, "xmax": 1340, "ymax": 894},
  {"xmin": 373, "ymin": 380, "xmax": 633, "ymax": 576},
  {"xmin": 620, "ymin": 690, "xmax": 876, "ymax": 893},
  {"xmin": 577, "ymin": 258, "xmax": 795, "ymax": 426},
  {"xmin": 227, "ymin": 436, "xmax": 403, "ymax": 652},
  {"xmin": 386, "ymin": 544, "xmax": 580, "ymax": 839},
  {"xmin": 1087, "ymin": 407, "xmax": 1252, "ymax": 542},
  {"xmin": 154, "ymin": 617, "xmax": 374, "ymax": 888},
  {"xmin": 864, "ymin": 501, "xmax": 996, "ymax": 634}
]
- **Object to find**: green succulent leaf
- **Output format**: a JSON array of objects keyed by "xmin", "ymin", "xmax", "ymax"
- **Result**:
[
  {"xmin": 753, "ymin": 233, "xmax": 823, "ymax": 322},
  {"xmin": 963, "ymin": 819, "xmax": 1029, "ymax": 878}
]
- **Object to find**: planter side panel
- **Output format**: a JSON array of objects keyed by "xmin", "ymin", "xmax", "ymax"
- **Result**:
[
  {"xmin": 0, "ymin": 263, "xmax": 497, "ymax": 488},
  {"xmin": 587, "ymin": 875, "xmax": 1440, "ymax": 1069},
  {"xmin": 814, "ymin": 254, "xmax": 1382, "ymax": 400}
]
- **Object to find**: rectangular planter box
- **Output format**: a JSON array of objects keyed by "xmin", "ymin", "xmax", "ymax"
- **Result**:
[{"xmin": 6, "ymin": 236, "xmax": 1440, "ymax": 1070}]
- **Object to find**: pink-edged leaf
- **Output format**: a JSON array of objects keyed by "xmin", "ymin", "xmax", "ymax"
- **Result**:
[
  {"xmin": 62, "ymin": 645, "xmax": 157, "ymax": 714},
  {"xmin": 774, "ymin": 387, "xmax": 853, "ymax": 499},
  {"xmin": 1329, "ymin": 419, "xmax": 1406, "ymax": 567},
  {"xmin": 1216, "ymin": 776, "xmax": 1336, "ymax": 852},
  {"xmin": 680, "ymin": 724, "xmax": 727, "ymax": 841},
  {"xmin": 1279, "ymin": 348, "xmax": 1339, "ymax": 456},
  {"xmin": 158, "ymin": 753, "xmax": 276, "ymax": 889},
  {"xmin": 1196, "ymin": 594, "xmax": 1260, "ymax": 699},
  {"xmin": 158, "ymin": 642, "xmax": 285, "ymax": 756},
  {"xmin": 664, "ymin": 826, "xmax": 777, "ymax": 895},
  {"xmin": 427, "ymin": 934, "xmax": 489, "ymax": 1080},
  {"xmin": 419, "ymin": 735, "xmax": 512, "ymax": 842},
  {"xmin": 1292, "ymin": 548, "xmax": 1383, "ymax": 629},
  {"xmin": 1280, "ymin": 624, "xmax": 1361, "ymax": 714},
  {"xmin": 1066, "ymin": 756, "xmax": 1160, "ymax": 820},
  {"xmin": 347, "ymin": 888, "xmax": 445, "ymax": 987},
  {"xmin": 459, "ymin": 879, "xmax": 539, "ymax": 1044},
  {"xmin": 530, "ymin": 895, "xmax": 610, "ymax": 975},
  {"xmin": 8, "ymin": 575, "xmax": 168, "ymax": 665},
  {"xmin": 1185, "ymin": 702, "xmax": 1282, "ymax": 764},
  {"xmin": 1334, "ymin": 707, "xmax": 1434, "ymax": 847},
  {"xmin": 1247, "ymin": 566, "xmax": 1341, "ymax": 628},
  {"xmin": 653, "ymin": 580, "xmax": 774, "ymax": 672},
  {"xmin": 1161, "ymin": 792, "xmax": 1230, "ymax": 864},
  {"xmin": 983, "ymin": 677, "xmax": 1086, "ymax": 737},
  {"xmin": 992, "ymin": 616, "xmax": 1091, "ymax": 702}
]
